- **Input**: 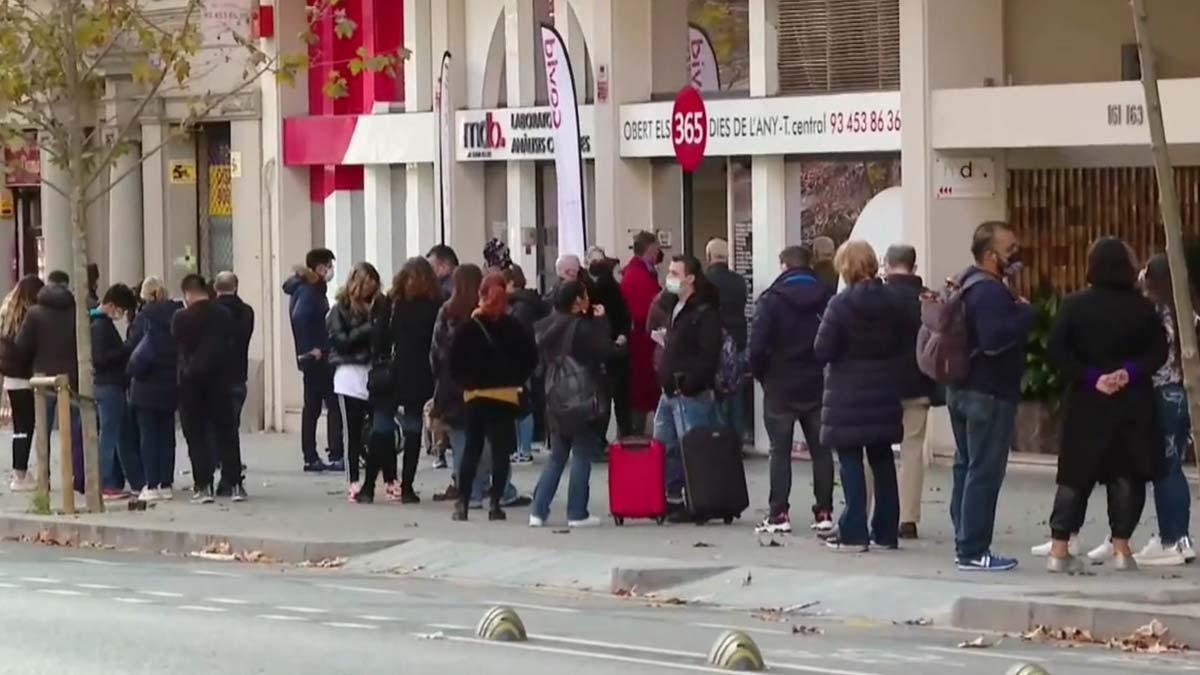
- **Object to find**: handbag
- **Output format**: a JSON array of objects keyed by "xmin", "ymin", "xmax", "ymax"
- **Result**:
[
  {"xmin": 127, "ymin": 322, "xmax": 157, "ymax": 378},
  {"xmin": 367, "ymin": 303, "xmax": 397, "ymax": 399}
]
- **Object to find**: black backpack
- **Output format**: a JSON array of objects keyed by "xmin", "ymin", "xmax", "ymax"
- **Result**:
[{"xmin": 543, "ymin": 320, "xmax": 603, "ymax": 434}]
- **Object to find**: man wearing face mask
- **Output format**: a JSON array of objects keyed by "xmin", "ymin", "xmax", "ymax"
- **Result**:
[
  {"xmin": 283, "ymin": 248, "xmax": 344, "ymax": 473},
  {"xmin": 585, "ymin": 247, "xmax": 632, "ymax": 438},
  {"xmin": 621, "ymin": 231, "xmax": 665, "ymax": 434},
  {"xmin": 948, "ymin": 221, "xmax": 1035, "ymax": 572}
]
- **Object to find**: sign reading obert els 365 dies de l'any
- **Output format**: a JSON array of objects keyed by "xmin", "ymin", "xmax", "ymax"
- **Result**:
[
  {"xmin": 457, "ymin": 107, "xmax": 595, "ymax": 162},
  {"xmin": 620, "ymin": 91, "xmax": 901, "ymax": 157}
]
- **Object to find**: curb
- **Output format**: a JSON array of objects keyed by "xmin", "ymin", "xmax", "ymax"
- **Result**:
[
  {"xmin": 610, "ymin": 565, "xmax": 734, "ymax": 595},
  {"xmin": 951, "ymin": 595, "xmax": 1200, "ymax": 646},
  {"xmin": 0, "ymin": 515, "xmax": 404, "ymax": 563}
]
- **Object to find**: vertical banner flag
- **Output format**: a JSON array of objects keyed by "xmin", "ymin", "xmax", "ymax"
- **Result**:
[
  {"xmin": 539, "ymin": 23, "xmax": 587, "ymax": 259},
  {"xmin": 688, "ymin": 24, "xmax": 721, "ymax": 92},
  {"xmin": 436, "ymin": 51, "xmax": 453, "ymax": 245}
]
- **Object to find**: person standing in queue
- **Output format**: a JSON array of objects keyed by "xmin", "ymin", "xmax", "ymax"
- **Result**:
[
  {"xmin": 214, "ymin": 272, "xmax": 255, "ymax": 430},
  {"xmin": 505, "ymin": 263, "xmax": 548, "ymax": 464},
  {"xmin": 0, "ymin": 275, "xmax": 44, "ymax": 492},
  {"xmin": 621, "ymin": 231, "xmax": 664, "ymax": 435},
  {"xmin": 127, "ymin": 277, "xmax": 181, "ymax": 501},
  {"xmin": 92, "ymin": 283, "xmax": 141, "ymax": 500}
]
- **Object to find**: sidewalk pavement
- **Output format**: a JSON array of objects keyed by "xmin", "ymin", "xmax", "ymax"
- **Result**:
[{"xmin": 2, "ymin": 431, "xmax": 1200, "ymax": 643}]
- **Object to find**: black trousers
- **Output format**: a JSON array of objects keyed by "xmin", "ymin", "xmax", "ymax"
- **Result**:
[
  {"xmin": 8, "ymin": 388, "xmax": 33, "ymax": 472},
  {"xmin": 300, "ymin": 360, "xmax": 343, "ymax": 463},
  {"xmin": 1050, "ymin": 477, "xmax": 1146, "ymax": 542},
  {"xmin": 338, "ymin": 395, "xmax": 371, "ymax": 485},
  {"xmin": 605, "ymin": 357, "xmax": 634, "ymax": 439},
  {"xmin": 179, "ymin": 378, "xmax": 241, "ymax": 490},
  {"xmin": 458, "ymin": 400, "xmax": 517, "ymax": 508}
]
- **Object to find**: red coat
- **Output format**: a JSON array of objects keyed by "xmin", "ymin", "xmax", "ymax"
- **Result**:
[{"xmin": 620, "ymin": 256, "xmax": 662, "ymax": 412}]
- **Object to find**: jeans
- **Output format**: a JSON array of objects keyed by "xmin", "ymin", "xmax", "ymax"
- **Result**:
[
  {"xmin": 300, "ymin": 359, "xmax": 343, "ymax": 463},
  {"xmin": 763, "ymin": 395, "xmax": 829, "ymax": 518},
  {"xmin": 121, "ymin": 401, "xmax": 143, "ymax": 491},
  {"xmin": 449, "ymin": 427, "xmax": 519, "ymax": 504},
  {"xmin": 8, "ymin": 388, "xmax": 33, "ymax": 472},
  {"xmin": 837, "ymin": 444, "xmax": 899, "ymax": 547},
  {"xmin": 947, "ymin": 387, "xmax": 1016, "ymax": 560},
  {"xmin": 1050, "ymin": 478, "xmax": 1146, "ymax": 541},
  {"xmin": 46, "ymin": 393, "xmax": 84, "ymax": 494},
  {"xmin": 515, "ymin": 414, "xmax": 534, "ymax": 458},
  {"xmin": 1154, "ymin": 384, "xmax": 1192, "ymax": 544},
  {"xmin": 653, "ymin": 392, "xmax": 718, "ymax": 502},
  {"xmin": 457, "ymin": 400, "xmax": 517, "ymax": 508},
  {"xmin": 532, "ymin": 430, "xmax": 595, "ymax": 521},
  {"xmin": 137, "ymin": 407, "xmax": 176, "ymax": 489},
  {"xmin": 398, "ymin": 407, "xmax": 422, "ymax": 489},
  {"xmin": 718, "ymin": 380, "xmax": 747, "ymax": 447},
  {"xmin": 96, "ymin": 385, "xmax": 143, "ymax": 492}
]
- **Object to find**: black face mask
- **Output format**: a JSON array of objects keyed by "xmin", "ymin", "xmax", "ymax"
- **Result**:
[{"xmin": 589, "ymin": 261, "xmax": 609, "ymax": 278}]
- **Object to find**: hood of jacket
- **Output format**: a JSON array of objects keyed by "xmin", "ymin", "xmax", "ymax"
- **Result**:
[
  {"xmin": 282, "ymin": 266, "xmax": 323, "ymax": 296},
  {"xmin": 37, "ymin": 284, "xmax": 74, "ymax": 312},
  {"xmin": 509, "ymin": 288, "xmax": 543, "ymax": 312},
  {"xmin": 140, "ymin": 299, "xmax": 180, "ymax": 330},
  {"xmin": 766, "ymin": 267, "xmax": 828, "ymax": 312},
  {"xmin": 885, "ymin": 272, "xmax": 925, "ymax": 292},
  {"xmin": 839, "ymin": 278, "xmax": 898, "ymax": 325}
]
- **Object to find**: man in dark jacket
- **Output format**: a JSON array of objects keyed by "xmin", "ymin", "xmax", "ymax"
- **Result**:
[
  {"xmin": 882, "ymin": 245, "xmax": 936, "ymax": 540},
  {"xmin": 586, "ymin": 247, "xmax": 632, "ymax": 438},
  {"xmin": 214, "ymin": 271, "xmax": 255, "ymax": 430},
  {"xmin": 950, "ymin": 222, "xmax": 1035, "ymax": 572},
  {"xmin": 812, "ymin": 236, "xmax": 839, "ymax": 294},
  {"xmin": 427, "ymin": 244, "xmax": 459, "ymax": 300},
  {"xmin": 653, "ymin": 255, "xmax": 723, "ymax": 522},
  {"xmin": 92, "ymin": 284, "xmax": 141, "ymax": 498},
  {"xmin": 505, "ymin": 263, "xmax": 548, "ymax": 463},
  {"xmin": 173, "ymin": 274, "xmax": 242, "ymax": 503},
  {"xmin": 282, "ymin": 248, "xmax": 343, "ymax": 472},
  {"xmin": 749, "ymin": 246, "xmax": 834, "ymax": 534},
  {"xmin": 16, "ymin": 270, "xmax": 84, "ymax": 494},
  {"xmin": 704, "ymin": 238, "xmax": 749, "ymax": 444}
]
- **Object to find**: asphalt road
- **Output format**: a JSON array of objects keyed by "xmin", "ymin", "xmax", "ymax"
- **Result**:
[{"xmin": 0, "ymin": 543, "xmax": 1196, "ymax": 675}]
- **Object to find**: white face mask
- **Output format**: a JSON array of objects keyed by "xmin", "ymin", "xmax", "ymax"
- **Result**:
[
  {"xmin": 323, "ymin": 267, "xmax": 335, "ymax": 283},
  {"xmin": 665, "ymin": 277, "xmax": 683, "ymax": 294}
]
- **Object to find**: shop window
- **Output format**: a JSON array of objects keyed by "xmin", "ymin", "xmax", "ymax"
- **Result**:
[
  {"xmin": 777, "ymin": 0, "xmax": 900, "ymax": 94},
  {"xmin": 197, "ymin": 123, "xmax": 233, "ymax": 277}
]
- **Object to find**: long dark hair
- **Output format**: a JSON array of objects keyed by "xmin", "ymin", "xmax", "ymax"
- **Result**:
[
  {"xmin": 1086, "ymin": 237, "xmax": 1137, "ymax": 289},
  {"xmin": 391, "ymin": 256, "xmax": 440, "ymax": 303},
  {"xmin": 0, "ymin": 275, "xmax": 44, "ymax": 339},
  {"xmin": 445, "ymin": 264, "xmax": 483, "ymax": 321}
]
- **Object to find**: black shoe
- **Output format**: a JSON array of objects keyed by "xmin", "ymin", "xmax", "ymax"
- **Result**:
[
  {"xmin": 433, "ymin": 483, "xmax": 460, "ymax": 502},
  {"xmin": 190, "ymin": 484, "xmax": 215, "ymax": 504},
  {"xmin": 400, "ymin": 489, "xmax": 421, "ymax": 505},
  {"xmin": 326, "ymin": 458, "xmax": 345, "ymax": 472},
  {"xmin": 666, "ymin": 502, "xmax": 694, "ymax": 524},
  {"xmin": 230, "ymin": 484, "xmax": 247, "ymax": 503},
  {"xmin": 501, "ymin": 495, "xmax": 532, "ymax": 508},
  {"xmin": 898, "ymin": 522, "xmax": 918, "ymax": 540},
  {"xmin": 216, "ymin": 483, "xmax": 233, "ymax": 498},
  {"xmin": 452, "ymin": 501, "xmax": 468, "ymax": 521},
  {"xmin": 489, "ymin": 505, "xmax": 507, "ymax": 521},
  {"xmin": 303, "ymin": 460, "xmax": 328, "ymax": 473},
  {"xmin": 354, "ymin": 491, "xmax": 375, "ymax": 504}
]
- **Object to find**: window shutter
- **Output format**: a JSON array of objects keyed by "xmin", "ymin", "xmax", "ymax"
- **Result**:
[{"xmin": 778, "ymin": 0, "xmax": 900, "ymax": 94}]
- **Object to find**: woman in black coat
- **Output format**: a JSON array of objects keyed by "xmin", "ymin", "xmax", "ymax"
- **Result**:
[
  {"xmin": 360, "ymin": 257, "xmax": 442, "ymax": 504},
  {"xmin": 1045, "ymin": 237, "xmax": 1167, "ymax": 573},
  {"xmin": 127, "ymin": 278, "xmax": 182, "ymax": 499},
  {"xmin": 448, "ymin": 271, "xmax": 539, "ymax": 522},
  {"xmin": 814, "ymin": 241, "xmax": 904, "ymax": 552}
]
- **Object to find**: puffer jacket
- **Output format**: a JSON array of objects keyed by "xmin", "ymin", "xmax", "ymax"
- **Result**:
[
  {"xmin": 749, "ymin": 267, "xmax": 832, "ymax": 404},
  {"xmin": 15, "ymin": 284, "xmax": 79, "ymax": 390},
  {"xmin": 326, "ymin": 298, "xmax": 384, "ymax": 367},
  {"xmin": 813, "ymin": 278, "xmax": 904, "ymax": 448},
  {"xmin": 127, "ymin": 299, "xmax": 182, "ymax": 411}
]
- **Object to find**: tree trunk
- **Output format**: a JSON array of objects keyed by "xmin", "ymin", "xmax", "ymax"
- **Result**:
[{"xmin": 69, "ymin": 187, "xmax": 102, "ymax": 513}]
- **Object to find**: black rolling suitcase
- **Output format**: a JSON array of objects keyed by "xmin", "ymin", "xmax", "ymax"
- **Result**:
[{"xmin": 681, "ymin": 425, "xmax": 749, "ymax": 524}]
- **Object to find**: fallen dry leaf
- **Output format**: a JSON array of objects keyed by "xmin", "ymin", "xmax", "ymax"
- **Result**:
[
  {"xmin": 693, "ymin": 541, "xmax": 714, "ymax": 548},
  {"xmin": 958, "ymin": 636, "xmax": 995, "ymax": 649},
  {"xmin": 1104, "ymin": 620, "xmax": 1189, "ymax": 654},
  {"xmin": 792, "ymin": 625, "xmax": 823, "ymax": 636},
  {"xmin": 897, "ymin": 617, "xmax": 933, "ymax": 627},
  {"xmin": 414, "ymin": 631, "xmax": 445, "ymax": 640},
  {"xmin": 297, "ymin": 556, "xmax": 348, "ymax": 569}
]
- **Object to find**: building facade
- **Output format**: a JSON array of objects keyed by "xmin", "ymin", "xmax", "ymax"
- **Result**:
[{"xmin": 7, "ymin": 0, "xmax": 1200, "ymax": 451}]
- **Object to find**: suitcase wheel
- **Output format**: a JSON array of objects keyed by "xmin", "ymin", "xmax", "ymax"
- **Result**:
[
  {"xmin": 613, "ymin": 516, "xmax": 625, "ymax": 526},
  {"xmin": 722, "ymin": 516, "xmax": 735, "ymax": 525},
  {"xmin": 655, "ymin": 516, "xmax": 666, "ymax": 525}
]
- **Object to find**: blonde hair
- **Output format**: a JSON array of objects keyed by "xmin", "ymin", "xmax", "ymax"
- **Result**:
[
  {"xmin": 0, "ymin": 275, "xmax": 42, "ymax": 339},
  {"xmin": 336, "ymin": 262, "xmax": 382, "ymax": 316},
  {"xmin": 834, "ymin": 240, "xmax": 879, "ymax": 285},
  {"xmin": 140, "ymin": 276, "xmax": 169, "ymax": 303}
]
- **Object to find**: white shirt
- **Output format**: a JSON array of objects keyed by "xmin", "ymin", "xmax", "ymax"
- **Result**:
[{"xmin": 333, "ymin": 364, "xmax": 370, "ymax": 401}]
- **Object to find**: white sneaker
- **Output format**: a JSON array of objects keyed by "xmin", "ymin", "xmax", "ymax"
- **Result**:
[
  {"xmin": 9, "ymin": 474, "xmax": 35, "ymax": 492},
  {"xmin": 1087, "ymin": 537, "xmax": 1114, "ymax": 563},
  {"xmin": 568, "ymin": 516, "xmax": 601, "ymax": 528},
  {"xmin": 1031, "ymin": 537, "xmax": 1079, "ymax": 558},
  {"xmin": 528, "ymin": 515, "xmax": 545, "ymax": 528},
  {"xmin": 1135, "ymin": 536, "xmax": 1187, "ymax": 567},
  {"xmin": 157, "ymin": 488, "xmax": 173, "ymax": 501},
  {"xmin": 138, "ymin": 487, "xmax": 160, "ymax": 502},
  {"xmin": 1178, "ymin": 536, "xmax": 1196, "ymax": 563}
]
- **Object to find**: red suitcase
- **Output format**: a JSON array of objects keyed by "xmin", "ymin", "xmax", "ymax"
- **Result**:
[{"xmin": 608, "ymin": 438, "xmax": 667, "ymax": 526}]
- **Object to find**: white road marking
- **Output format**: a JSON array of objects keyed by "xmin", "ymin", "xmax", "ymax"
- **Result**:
[
  {"xmin": 189, "ymin": 569, "xmax": 242, "ymax": 578},
  {"xmin": 318, "ymin": 583, "xmax": 404, "ymax": 596},
  {"xmin": 322, "ymin": 622, "xmax": 379, "ymax": 630},
  {"xmin": 36, "ymin": 589, "xmax": 85, "ymax": 597},
  {"xmin": 62, "ymin": 556, "xmax": 123, "ymax": 566},
  {"xmin": 178, "ymin": 605, "xmax": 227, "ymax": 613},
  {"xmin": 427, "ymin": 623, "xmax": 472, "ymax": 631},
  {"xmin": 75, "ymin": 583, "xmax": 119, "ymax": 590},
  {"xmin": 690, "ymin": 621, "xmax": 794, "ymax": 636},
  {"xmin": 484, "ymin": 600, "xmax": 579, "ymax": 614},
  {"xmin": 0, "ymin": 582, "xmax": 22, "ymax": 589},
  {"xmin": 359, "ymin": 615, "xmax": 403, "ymax": 622},
  {"xmin": 113, "ymin": 597, "xmax": 153, "ymax": 604},
  {"xmin": 138, "ymin": 590, "xmax": 184, "ymax": 598},
  {"xmin": 920, "ymin": 646, "xmax": 1044, "ymax": 662},
  {"xmin": 274, "ymin": 606, "xmax": 327, "ymax": 614},
  {"xmin": 206, "ymin": 597, "xmax": 249, "ymax": 605},
  {"xmin": 19, "ymin": 577, "xmax": 60, "ymax": 584},
  {"xmin": 257, "ymin": 614, "xmax": 307, "ymax": 622}
]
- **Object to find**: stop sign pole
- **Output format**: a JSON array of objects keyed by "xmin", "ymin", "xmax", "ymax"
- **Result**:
[{"xmin": 672, "ymin": 87, "xmax": 708, "ymax": 257}]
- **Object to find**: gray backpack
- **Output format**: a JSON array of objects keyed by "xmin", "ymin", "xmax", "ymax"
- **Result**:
[
  {"xmin": 916, "ymin": 275, "xmax": 987, "ymax": 385},
  {"xmin": 543, "ymin": 320, "xmax": 603, "ymax": 434}
]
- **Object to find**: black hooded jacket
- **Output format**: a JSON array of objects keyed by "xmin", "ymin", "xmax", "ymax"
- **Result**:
[
  {"xmin": 15, "ymin": 284, "xmax": 78, "ymax": 389},
  {"xmin": 749, "ymin": 267, "xmax": 833, "ymax": 404}
]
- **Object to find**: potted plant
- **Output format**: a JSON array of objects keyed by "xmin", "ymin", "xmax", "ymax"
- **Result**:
[{"xmin": 1015, "ymin": 288, "xmax": 1063, "ymax": 454}]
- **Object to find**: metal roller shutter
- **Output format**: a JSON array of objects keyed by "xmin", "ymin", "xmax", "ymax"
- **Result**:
[{"xmin": 777, "ymin": 0, "xmax": 900, "ymax": 94}]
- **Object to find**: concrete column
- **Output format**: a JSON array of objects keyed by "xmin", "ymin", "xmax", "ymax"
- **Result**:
[
  {"xmin": 403, "ymin": 0, "xmax": 438, "ymax": 260},
  {"xmin": 365, "ymin": 165, "xmax": 402, "ymax": 275},
  {"xmin": 231, "ymin": 118, "xmax": 265, "ymax": 431},
  {"xmin": 506, "ymin": 0, "xmax": 538, "ymax": 272},
  {"xmin": 261, "ymin": 0, "xmax": 314, "ymax": 432},
  {"xmin": 108, "ymin": 145, "xmax": 144, "ymax": 284},
  {"xmin": 40, "ymin": 138, "xmax": 73, "ymax": 276},
  {"xmin": 162, "ymin": 133, "xmax": 199, "ymax": 293},
  {"xmin": 325, "ymin": 190, "xmax": 359, "ymax": 289},
  {"xmin": 140, "ymin": 122, "xmax": 167, "ymax": 281},
  {"xmin": 749, "ymin": 0, "xmax": 782, "ymax": 453}
]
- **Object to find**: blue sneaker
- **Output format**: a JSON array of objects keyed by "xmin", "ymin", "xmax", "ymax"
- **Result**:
[{"xmin": 957, "ymin": 553, "xmax": 1019, "ymax": 572}]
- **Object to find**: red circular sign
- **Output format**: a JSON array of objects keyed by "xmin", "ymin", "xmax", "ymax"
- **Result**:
[{"xmin": 671, "ymin": 86, "xmax": 708, "ymax": 173}]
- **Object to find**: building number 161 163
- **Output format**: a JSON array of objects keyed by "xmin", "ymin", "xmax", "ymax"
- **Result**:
[{"xmin": 828, "ymin": 110, "xmax": 901, "ymax": 134}]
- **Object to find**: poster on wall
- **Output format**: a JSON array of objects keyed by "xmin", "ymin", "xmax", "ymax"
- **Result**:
[
  {"xmin": 539, "ymin": 23, "xmax": 587, "ymax": 259},
  {"xmin": 436, "ymin": 51, "xmax": 453, "ymax": 244}
]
